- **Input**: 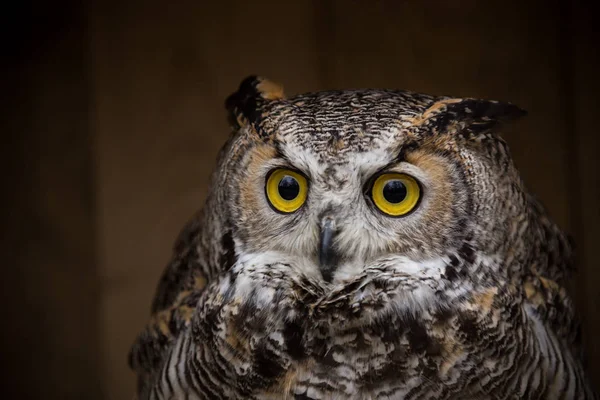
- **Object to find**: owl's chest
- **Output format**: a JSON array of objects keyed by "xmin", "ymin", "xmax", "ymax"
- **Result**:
[
  {"xmin": 158, "ymin": 305, "xmax": 565, "ymax": 400},
  {"xmin": 268, "ymin": 342, "xmax": 430, "ymax": 400},
  {"xmin": 249, "ymin": 322, "xmax": 469, "ymax": 399},
  {"xmin": 166, "ymin": 279, "xmax": 550, "ymax": 399}
]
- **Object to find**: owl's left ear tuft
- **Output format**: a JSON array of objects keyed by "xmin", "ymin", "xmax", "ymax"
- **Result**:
[
  {"xmin": 225, "ymin": 76, "xmax": 285, "ymax": 131},
  {"xmin": 413, "ymin": 97, "xmax": 527, "ymax": 135},
  {"xmin": 444, "ymin": 98, "xmax": 527, "ymax": 122}
]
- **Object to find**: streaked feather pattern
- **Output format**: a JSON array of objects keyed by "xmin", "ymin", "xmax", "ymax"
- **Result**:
[{"xmin": 130, "ymin": 77, "xmax": 596, "ymax": 399}]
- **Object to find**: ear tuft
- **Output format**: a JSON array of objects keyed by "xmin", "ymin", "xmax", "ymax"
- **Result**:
[
  {"xmin": 445, "ymin": 98, "xmax": 527, "ymax": 122},
  {"xmin": 225, "ymin": 76, "xmax": 285, "ymax": 130},
  {"xmin": 412, "ymin": 97, "xmax": 527, "ymax": 135},
  {"xmin": 255, "ymin": 78, "xmax": 285, "ymax": 100}
]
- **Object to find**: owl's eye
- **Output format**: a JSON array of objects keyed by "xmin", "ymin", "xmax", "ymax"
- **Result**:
[
  {"xmin": 265, "ymin": 168, "xmax": 308, "ymax": 213},
  {"xmin": 370, "ymin": 173, "xmax": 421, "ymax": 217}
]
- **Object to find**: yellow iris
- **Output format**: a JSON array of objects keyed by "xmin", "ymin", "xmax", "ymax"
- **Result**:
[
  {"xmin": 371, "ymin": 173, "xmax": 420, "ymax": 217},
  {"xmin": 265, "ymin": 169, "xmax": 308, "ymax": 213}
]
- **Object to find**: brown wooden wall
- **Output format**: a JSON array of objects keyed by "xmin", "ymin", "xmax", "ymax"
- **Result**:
[
  {"xmin": 2, "ymin": 3, "xmax": 103, "ymax": 399},
  {"xmin": 3, "ymin": 1, "xmax": 598, "ymax": 398}
]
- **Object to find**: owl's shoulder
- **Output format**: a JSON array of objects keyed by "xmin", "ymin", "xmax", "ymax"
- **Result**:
[
  {"xmin": 129, "ymin": 213, "xmax": 213, "ymax": 388},
  {"xmin": 521, "ymin": 194, "xmax": 582, "ymax": 357}
]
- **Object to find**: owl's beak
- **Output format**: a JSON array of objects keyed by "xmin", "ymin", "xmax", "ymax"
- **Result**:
[{"xmin": 319, "ymin": 216, "xmax": 338, "ymax": 283}]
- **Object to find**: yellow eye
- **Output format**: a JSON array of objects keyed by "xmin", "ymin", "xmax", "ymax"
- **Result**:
[
  {"xmin": 370, "ymin": 173, "xmax": 421, "ymax": 217},
  {"xmin": 265, "ymin": 169, "xmax": 308, "ymax": 213}
]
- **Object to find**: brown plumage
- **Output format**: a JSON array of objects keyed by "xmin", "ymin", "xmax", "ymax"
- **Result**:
[{"xmin": 129, "ymin": 76, "xmax": 596, "ymax": 399}]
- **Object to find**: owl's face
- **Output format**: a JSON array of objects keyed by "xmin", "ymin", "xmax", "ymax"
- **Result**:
[{"xmin": 217, "ymin": 77, "xmax": 525, "ymax": 287}]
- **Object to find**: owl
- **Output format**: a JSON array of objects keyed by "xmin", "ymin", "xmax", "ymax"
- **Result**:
[{"xmin": 129, "ymin": 76, "xmax": 596, "ymax": 399}]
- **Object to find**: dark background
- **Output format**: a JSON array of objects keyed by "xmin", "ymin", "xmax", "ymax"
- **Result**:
[{"xmin": 2, "ymin": 1, "xmax": 598, "ymax": 398}]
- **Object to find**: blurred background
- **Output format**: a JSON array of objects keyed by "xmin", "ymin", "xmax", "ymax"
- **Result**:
[{"xmin": 2, "ymin": 1, "xmax": 598, "ymax": 399}]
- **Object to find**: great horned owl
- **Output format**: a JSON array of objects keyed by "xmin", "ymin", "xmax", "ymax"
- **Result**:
[{"xmin": 129, "ymin": 76, "xmax": 596, "ymax": 399}]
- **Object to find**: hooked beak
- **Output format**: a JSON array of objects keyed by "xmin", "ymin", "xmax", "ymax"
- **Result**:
[{"xmin": 319, "ymin": 216, "xmax": 338, "ymax": 282}]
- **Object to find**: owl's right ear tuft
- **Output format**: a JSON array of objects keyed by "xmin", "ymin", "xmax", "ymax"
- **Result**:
[{"xmin": 225, "ymin": 76, "xmax": 285, "ymax": 130}]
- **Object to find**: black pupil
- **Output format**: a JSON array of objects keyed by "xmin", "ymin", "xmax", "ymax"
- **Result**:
[
  {"xmin": 383, "ymin": 180, "xmax": 407, "ymax": 203},
  {"xmin": 278, "ymin": 176, "xmax": 300, "ymax": 200}
]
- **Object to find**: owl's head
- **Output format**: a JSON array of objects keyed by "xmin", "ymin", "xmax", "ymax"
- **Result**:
[{"xmin": 205, "ymin": 76, "xmax": 529, "ymax": 288}]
